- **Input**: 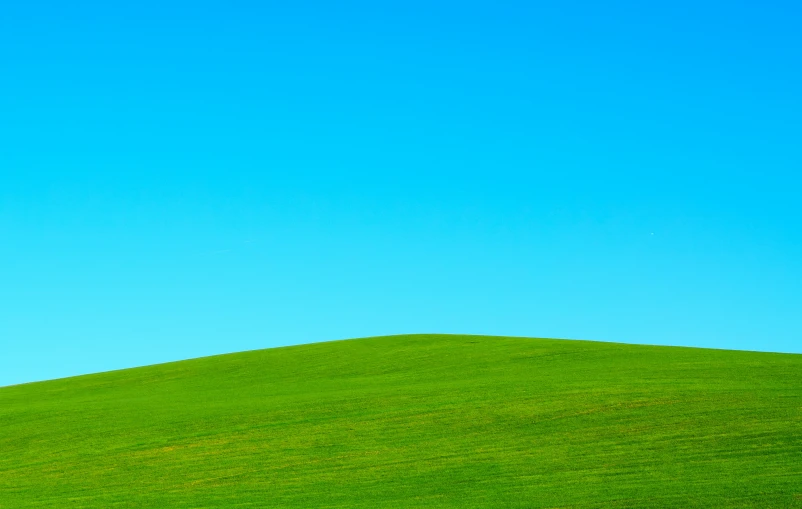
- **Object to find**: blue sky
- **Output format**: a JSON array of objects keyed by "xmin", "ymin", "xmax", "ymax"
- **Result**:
[{"xmin": 2, "ymin": 1, "xmax": 801, "ymax": 386}]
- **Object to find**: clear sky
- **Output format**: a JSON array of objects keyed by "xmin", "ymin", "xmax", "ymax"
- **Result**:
[{"xmin": 2, "ymin": 1, "xmax": 801, "ymax": 386}]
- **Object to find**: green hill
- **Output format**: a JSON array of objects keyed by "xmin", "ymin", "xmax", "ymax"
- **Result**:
[{"xmin": 2, "ymin": 334, "xmax": 801, "ymax": 508}]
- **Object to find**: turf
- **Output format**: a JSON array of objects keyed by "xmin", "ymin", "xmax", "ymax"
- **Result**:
[{"xmin": 1, "ymin": 334, "xmax": 801, "ymax": 508}]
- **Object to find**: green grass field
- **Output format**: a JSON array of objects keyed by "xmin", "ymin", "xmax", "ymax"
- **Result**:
[{"xmin": 2, "ymin": 334, "xmax": 801, "ymax": 508}]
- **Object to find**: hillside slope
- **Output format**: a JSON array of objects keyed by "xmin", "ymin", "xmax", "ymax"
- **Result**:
[{"xmin": 1, "ymin": 334, "xmax": 801, "ymax": 508}]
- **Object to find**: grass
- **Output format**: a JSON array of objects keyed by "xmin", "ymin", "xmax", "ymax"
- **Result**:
[{"xmin": 1, "ymin": 334, "xmax": 801, "ymax": 508}]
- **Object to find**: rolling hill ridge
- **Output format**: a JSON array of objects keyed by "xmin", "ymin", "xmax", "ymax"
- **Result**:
[{"xmin": 1, "ymin": 334, "xmax": 800, "ymax": 508}]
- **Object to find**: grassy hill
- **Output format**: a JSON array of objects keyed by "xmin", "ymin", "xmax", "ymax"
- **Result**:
[{"xmin": 1, "ymin": 334, "xmax": 801, "ymax": 508}]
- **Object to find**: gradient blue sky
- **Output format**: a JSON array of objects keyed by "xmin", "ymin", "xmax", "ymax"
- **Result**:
[{"xmin": 2, "ymin": 1, "xmax": 801, "ymax": 386}]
